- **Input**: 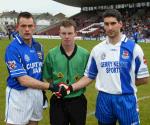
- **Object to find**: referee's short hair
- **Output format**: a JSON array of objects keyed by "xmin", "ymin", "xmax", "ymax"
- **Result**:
[
  {"xmin": 103, "ymin": 9, "xmax": 122, "ymax": 22},
  {"xmin": 60, "ymin": 20, "xmax": 77, "ymax": 31},
  {"xmin": 17, "ymin": 12, "xmax": 35, "ymax": 24}
]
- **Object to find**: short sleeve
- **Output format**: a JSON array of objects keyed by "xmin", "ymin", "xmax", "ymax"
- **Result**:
[
  {"xmin": 84, "ymin": 48, "xmax": 98, "ymax": 79},
  {"xmin": 134, "ymin": 44, "xmax": 149, "ymax": 78},
  {"xmin": 5, "ymin": 46, "xmax": 27, "ymax": 78},
  {"xmin": 42, "ymin": 52, "xmax": 53, "ymax": 80}
]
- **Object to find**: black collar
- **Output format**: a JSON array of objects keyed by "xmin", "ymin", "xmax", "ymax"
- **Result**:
[{"xmin": 60, "ymin": 44, "xmax": 77, "ymax": 60}]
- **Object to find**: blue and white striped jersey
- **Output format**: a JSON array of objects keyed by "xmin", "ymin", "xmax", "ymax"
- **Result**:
[
  {"xmin": 5, "ymin": 35, "xmax": 44, "ymax": 90},
  {"xmin": 85, "ymin": 34, "xmax": 149, "ymax": 94}
]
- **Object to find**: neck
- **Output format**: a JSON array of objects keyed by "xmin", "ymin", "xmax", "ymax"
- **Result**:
[
  {"xmin": 62, "ymin": 44, "xmax": 75, "ymax": 56},
  {"xmin": 109, "ymin": 33, "xmax": 122, "ymax": 45},
  {"xmin": 24, "ymin": 39, "xmax": 32, "ymax": 46}
]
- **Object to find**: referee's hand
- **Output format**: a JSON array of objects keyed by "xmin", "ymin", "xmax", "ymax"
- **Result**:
[{"xmin": 55, "ymin": 82, "xmax": 73, "ymax": 98}]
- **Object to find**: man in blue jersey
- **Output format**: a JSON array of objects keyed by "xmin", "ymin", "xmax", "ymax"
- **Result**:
[
  {"xmin": 57, "ymin": 9, "xmax": 150, "ymax": 125},
  {"xmin": 5, "ymin": 12, "xmax": 56, "ymax": 125}
]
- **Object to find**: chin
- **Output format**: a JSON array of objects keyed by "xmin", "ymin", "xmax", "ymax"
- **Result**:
[
  {"xmin": 107, "ymin": 32, "xmax": 116, "ymax": 37},
  {"xmin": 24, "ymin": 36, "xmax": 32, "ymax": 39},
  {"xmin": 23, "ymin": 37, "xmax": 31, "ymax": 41},
  {"xmin": 109, "ymin": 35, "xmax": 115, "ymax": 38}
]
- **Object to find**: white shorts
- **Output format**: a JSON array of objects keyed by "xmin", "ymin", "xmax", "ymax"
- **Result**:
[{"xmin": 5, "ymin": 87, "xmax": 43, "ymax": 125}]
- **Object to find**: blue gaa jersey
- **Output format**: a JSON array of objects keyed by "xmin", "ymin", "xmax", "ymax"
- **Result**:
[
  {"xmin": 5, "ymin": 35, "xmax": 44, "ymax": 90},
  {"xmin": 85, "ymin": 34, "xmax": 149, "ymax": 94}
]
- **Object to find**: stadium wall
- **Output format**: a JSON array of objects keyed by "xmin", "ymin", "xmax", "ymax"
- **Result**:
[
  {"xmin": 33, "ymin": 35, "xmax": 82, "ymax": 40},
  {"xmin": 32, "ymin": 35, "xmax": 150, "ymax": 43}
]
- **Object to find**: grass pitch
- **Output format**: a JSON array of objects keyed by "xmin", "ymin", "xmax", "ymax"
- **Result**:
[{"xmin": 0, "ymin": 38, "xmax": 150, "ymax": 125}]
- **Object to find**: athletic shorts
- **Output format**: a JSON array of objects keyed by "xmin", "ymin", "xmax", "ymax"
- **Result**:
[
  {"xmin": 5, "ymin": 87, "xmax": 43, "ymax": 125},
  {"xmin": 95, "ymin": 92, "xmax": 140, "ymax": 125},
  {"xmin": 50, "ymin": 94, "xmax": 87, "ymax": 125}
]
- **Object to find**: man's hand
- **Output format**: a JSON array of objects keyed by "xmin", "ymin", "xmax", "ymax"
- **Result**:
[
  {"xmin": 55, "ymin": 82, "xmax": 73, "ymax": 98},
  {"xmin": 48, "ymin": 83, "xmax": 59, "ymax": 92},
  {"xmin": 42, "ymin": 90, "xmax": 48, "ymax": 109},
  {"xmin": 48, "ymin": 83, "xmax": 62, "ymax": 97}
]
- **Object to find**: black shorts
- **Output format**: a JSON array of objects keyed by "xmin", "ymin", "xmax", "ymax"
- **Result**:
[{"xmin": 50, "ymin": 94, "xmax": 87, "ymax": 125}]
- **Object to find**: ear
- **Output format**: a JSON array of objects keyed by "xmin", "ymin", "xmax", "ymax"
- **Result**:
[
  {"xmin": 33, "ymin": 23, "xmax": 36, "ymax": 29},
  {"xmin": 75, "ymin": 32, "xmax": 77, "ymax": 37},
  {"xmin": 119, "ymin": 21, "xmax": 123, "ymax": 28},
  {"xmin": 16, "ymin": 24, "xmax": 19, "ymax": 31},
  {"xmin": 59, "ymin": 30, "xmax": 61, "ymax": 37}
]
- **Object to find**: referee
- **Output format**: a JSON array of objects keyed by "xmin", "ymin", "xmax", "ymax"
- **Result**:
[{"xmin": 43, "ymin": 20, "xmax": 89, "ymax": 125}]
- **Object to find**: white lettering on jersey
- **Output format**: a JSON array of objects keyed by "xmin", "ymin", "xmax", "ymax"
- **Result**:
[
  {"xmin": 100, "ymin": 61, "xmax": 128, "ymax": 73},
  {"xmin": 26, "ymin": 62, "xmax": 43, "ymax": 74},
  {"xmin": 33, "ymin": 67, "xmax": 42, "ymax": 74}
]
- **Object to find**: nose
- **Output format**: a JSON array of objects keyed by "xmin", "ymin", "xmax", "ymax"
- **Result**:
[
  {"xmin": 108, "ymin": 24, "xmax": 112, "ymax": 30},
  {"xmin": 65, "ymin": 34, "xmax": 69, "ymax": 38},
  {"xmin": 25, "ymin": 26, "xmax": 30, "ymax": 31}
]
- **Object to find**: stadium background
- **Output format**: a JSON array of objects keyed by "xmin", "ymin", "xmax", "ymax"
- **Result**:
[
  {"xmin": 37, "ymin": 0, "xmax": 149, "ymax": 43},
  {"xmin": 0, "ymin": 0, "xmax": 150, "ymax": 124}
]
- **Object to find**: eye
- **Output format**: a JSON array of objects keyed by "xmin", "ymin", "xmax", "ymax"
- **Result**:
[
  {"xmin": 104, "ymin": 22, "xmax": 109, "ymax": 26},
  {"xmin": 62, "ymin": 32, "xmax": 66, "ymax": 35},
  {"xmin": 28, "ymin": 25, "xmax": 33, "ymax": 28},
  {"xmin": 21, "ymin": 25, "xmax": 26, "ymax": 28},
  {"xmin": 68, "ymin": 32, "xmax": 73, "ymax": 35},
  {"xmin": 111, "ymin": 22, "xmax": 117, "ymax": 25}
]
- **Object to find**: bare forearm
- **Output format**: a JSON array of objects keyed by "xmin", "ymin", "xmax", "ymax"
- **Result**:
[
  {"xmin": 135, "ymin": 77, "xmax": 149, "ymax": 86},
  {"xmin": 17, "ymin": 75, "xmax": 49, "ymax": 90},
  {"xmin": 72, "ymin": 76, "xmax": 93, "ymax": 91}
]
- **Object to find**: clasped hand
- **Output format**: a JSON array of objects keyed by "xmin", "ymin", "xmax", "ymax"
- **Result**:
[{"xmin": 49, "ymin": 82, "xmax": 73, "ymax": 98}]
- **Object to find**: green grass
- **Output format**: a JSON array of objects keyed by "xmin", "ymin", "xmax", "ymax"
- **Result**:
[{"xmin": 0, "ymin": 38, "xmax": 150, "ymax": 125}]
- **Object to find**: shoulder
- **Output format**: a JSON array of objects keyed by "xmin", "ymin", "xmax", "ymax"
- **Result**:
[
  {"xmin": 33, "ymin": 40, "xmax": 43, "ymax": 49},
  {"xmin": 46, "ymin": 46, "xmax": 60, "ymax": 57},
  {"xmin": 121, "ymin": 38, "xmax": 136, "ymax": 53},
  {"xmin": 6, "ymin": 39, "xmax": 19, "ymax": 52},
  {"xmin": 126, "ymin": 39, "xmax": 135, "ymax": 45},
  {"xmin": 34, "ymin": 41, "xmax": 42, "ymax": 46},
  {"xmin": 45, "ymin": 46, "xmax": 60, "ymax": 62},
  {"xmin": 124, "ymin": 39, "xmax": 144, "ymax": 57},
  {"xmin": 77, "ymin": 45, "xmax": 89, "ymax": 55},
  {"xmin": 92, "ymin": 40, "xmax": 106, "ymax": 52},
  {"xmin": 49, "ymin": 46, "xmax": 59, "ymax": 53},
  {"xmin": 34, "ymin": 39, "xmax": 42, "ymax": 45},
  {"xmin": 134, "ymin": 44, "xmax": 144, "ymax": 56}
]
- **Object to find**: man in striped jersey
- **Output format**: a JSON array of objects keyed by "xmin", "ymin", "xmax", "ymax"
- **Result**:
[
  {"xmin": 5, "ymin": 12, "xmax": 57, "ymax": 125},
  {"xmin": 58, "ymin": 9, "xmax": 149, "ymax": 125}
]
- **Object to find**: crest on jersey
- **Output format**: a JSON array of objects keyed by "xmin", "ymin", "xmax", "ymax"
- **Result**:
[
  {"xmin": 101, "ymin": 53, "xmax": 106, "ymax": 60},
  {"xmin": 24, "ymin": 54, "xmax": 30, "ymax": 62},
  {"xmin": 57, "ymin": 72, "xmax": 64, "ymax": 78},
  {"xmin": 122, "ymin": 50, "xmax": 129, "ymax": 59},
  {"xmin": 74, "ymin": 75, "xmax": 80, "ymax": 81},
  {"xmin": 7, "ymin": 60, "xmax": 16, "ymax": 70}
]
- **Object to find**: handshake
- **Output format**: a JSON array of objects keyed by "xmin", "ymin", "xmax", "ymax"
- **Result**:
[{"xmin": 48, "ymin": 82, "xmax": 73, "ymax": 98}]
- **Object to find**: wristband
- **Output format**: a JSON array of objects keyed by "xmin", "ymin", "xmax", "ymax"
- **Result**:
[{"xmin": 68, "ymin": 85, "xmax": 73, "ymax": 92}]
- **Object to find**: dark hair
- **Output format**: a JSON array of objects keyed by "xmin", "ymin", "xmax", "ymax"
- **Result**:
[
  {"xmin": 103, "ymin": 9, "xmax": 122, "ymax": 22},
  {"xmin": 60, "ymin": 20, "xmax": 77, "ymax": 31},
  {"xmin": 17, "ymin": 12, "xmax": 34, "ymax": 24}
]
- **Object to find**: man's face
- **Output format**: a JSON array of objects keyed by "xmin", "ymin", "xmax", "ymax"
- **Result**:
[
  {"xmin": 104, "ymin": 17, "xmax": 122, "ymax": 38},
  {"xmin": 59, "ymin": 26, "xmax": 76, "ymax": 46},
  {"xmin": 16, "ymin": 17, "xmax": 35, "ymax": 42}
]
